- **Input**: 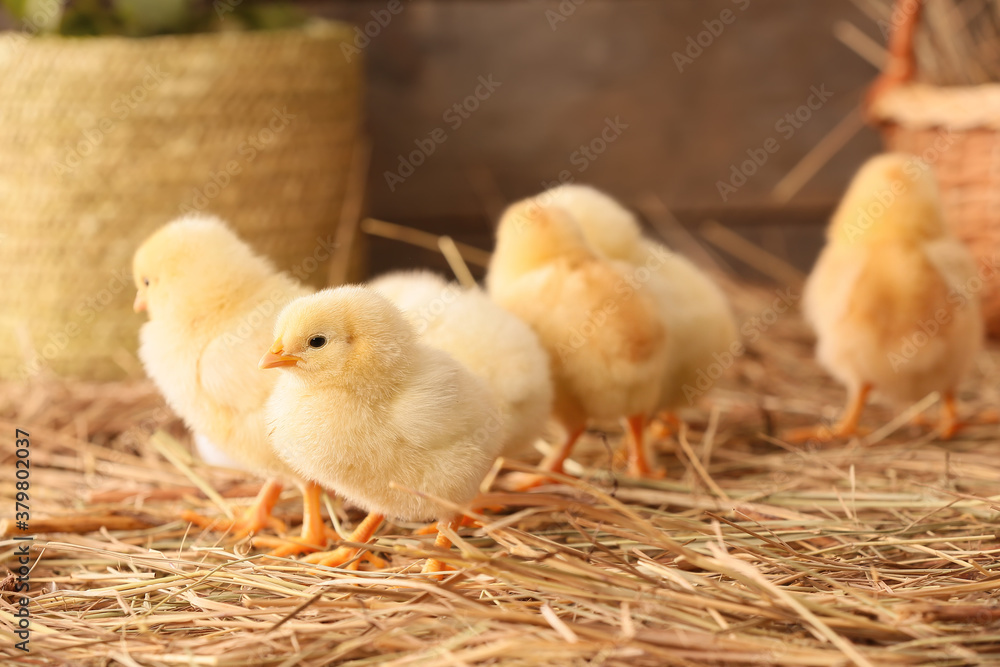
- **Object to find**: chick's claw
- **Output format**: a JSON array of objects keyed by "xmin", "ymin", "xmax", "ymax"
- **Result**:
[
  {"xmin": 421, "ymin": 558, "xmax": 451, "ymax": 579},
  {"xmin": 180, "ymin": 508, "xmax": 287, "ymax": 538},
  {"xmin": 302, "ymin": 546, "xmax": 387, "ymax": 570},
  {"xmin": 253, "ymin": 535, "xmax": 327, "ymax": 558},
  {"xmin": 413, "ymin": 515, "xmax": 480, "ymax": 536},
  {"xmin": 781, "ymin": 424, "xmax": 841, "ymax": 445}
]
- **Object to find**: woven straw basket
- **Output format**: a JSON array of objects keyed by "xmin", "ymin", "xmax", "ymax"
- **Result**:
[
  {"xmin": 868, "ymin": 0, "xmax": 1000, "ymax": 335},
  {"xmin": 0, "ymin": 20, "xmax": 362, "ymax": 380}
]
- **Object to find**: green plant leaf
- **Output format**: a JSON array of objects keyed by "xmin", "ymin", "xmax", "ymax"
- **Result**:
[{"xmin": 112, "ymin": 0, "xmax": 191, "ymax": 35}]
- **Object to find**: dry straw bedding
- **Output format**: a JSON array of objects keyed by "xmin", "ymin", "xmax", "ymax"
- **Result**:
[{"xmin": 1, "ymin": 283, "xmax": 1000, "ymax": 666}]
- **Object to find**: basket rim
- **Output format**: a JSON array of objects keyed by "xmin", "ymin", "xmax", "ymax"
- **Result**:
[
  {"xmin": 0, "ymin": 17, "xmax": 353, "ymax": 48},
  {"xmin": 870, "ymin": 82, "xmax": 1000, "ymax": 130}
]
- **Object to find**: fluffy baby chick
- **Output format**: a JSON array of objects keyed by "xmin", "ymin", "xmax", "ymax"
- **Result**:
[
  {"xmin": 370, "ymin": 270, "xmax": 553, "ymax": 459},
  {"xmin": 133, "ymin": 215, "xmax": 323, "ymax": 549},
  {"xmin": 789, "ymin": 153, "xmax": 983, "ymax": 441},
  {"xmin": 487, "ymin": 196, "xmax": 670, "ymax": 483},
  {"xmin": 543, "ymin": 184, "xmax": 739, "ymax": 420},
  {"xmin": 261, "ymin": 286, "xmax": 504, "ymax": 573}
]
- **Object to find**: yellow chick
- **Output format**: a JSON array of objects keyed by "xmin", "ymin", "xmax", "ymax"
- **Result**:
[
  {"xmin": 369, "ymin": 269, "xmax": 553, "ymax": 459},
  {"xmin": 260, "ymin": 286, "xmax": 504, "ymax": 573},
  {"xmin": 487, "ymin": 196, "xmax": 670, "ymax": 483},
  {"xmin": 788, "ymin": 153, "xmax": 983, "ymax": 441},
  {"xmin": 133, "ymin": 215, "xmax": 325, "ymax": 551},
  {"xmin": 543, "ymin": 184, "xmax": 739, "ymax": 421}
]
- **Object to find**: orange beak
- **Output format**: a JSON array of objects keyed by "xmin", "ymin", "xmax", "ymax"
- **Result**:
[
  {"xmin": 133, "ymin": 291, "xmax": 147, "ymax": 313},
  {"xmin": 259, "ymin": 339, "xmax": 301, "ymax": 370}
]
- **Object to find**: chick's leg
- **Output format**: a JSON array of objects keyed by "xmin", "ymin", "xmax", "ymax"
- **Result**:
[
  {"xmin": 650, "ymin": 411, "xmax": 681, "ymax": 440},
  {"xmin": 302, "ymin": 513, "xmax": 387, "ymax": 570},
  {"xmin": 259, "ymin": 481, "xmax": 329, "ymax": 557},
  {"xmin": 624, "ymin": 414, "xmax": 666, "ymax": 479},
  {"xmin": 939, "ymin": 391, "xmax": 960, "ymax": 440},
  {"xmin": 784, "ymin": 384, "xmax": 871, "ymax": 444},
  {"xmin": 506, "ymin": 428, "xmax": 586, "ymax": 491},
  {"xmin": 913, "ymin": 392, "xmax": 997, "ymax": 438},
  {"xmin": 181, "ymin": 478, "xmax": 286, "ymax": 537},
  {"xmin": 422, "ymin": 518, "xmax": 463, "ymax": 578}
]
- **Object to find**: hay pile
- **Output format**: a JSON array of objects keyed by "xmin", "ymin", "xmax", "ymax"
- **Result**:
[{"xmin": 2, "ymin": 281, "xmax": 1000, "ymax": 666}]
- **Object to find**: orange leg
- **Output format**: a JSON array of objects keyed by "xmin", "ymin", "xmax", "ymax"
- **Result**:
[
  {"xmin": 181, "ymin": 478, "xmax": 286, "ymax": 537},
  {"xmin": 302, "ymin": 513, "xmax": 387, "ymax": 570},
  {"xmin": 915, "ymin": 393, "xmax": 997, "ymax": 438},
  {"xmin": 650, "ymin": 411, "xmax": 681, "ymax": 440},
  {"xmin": 256, "ymin": 481, "xmax": 330, "ymax": 557},
  {"xmin": 422, "ymin": 518, "xmax": 462, "ymax": 578},
  {"xmin": 938, "ymin": 391, "xmax": 960, "ymax": 440},
  {"xmin": 414, "ymin": 514, "xmax": 481, "ymax": 536},
  {"xmin": 784, "ymin": 384, "xmax": 871, "ymax": 444},
  {"xmin": 544, "ymin": 426, "xmax": 586, "ymax": 475},
  {"xmin": 413, "ymin": 494, "xmax": 504, "ymax": 534},
  {"xmin": 505, "ymin": 428, "xmax": 586, "ymax": 491},
  {"xmin": 624, "ymin": 414, "xmax": 665, "ymax": 479}
]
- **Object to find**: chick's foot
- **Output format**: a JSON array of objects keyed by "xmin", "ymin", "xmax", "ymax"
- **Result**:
[
  {"xmin": 503, "ymin": 428, "xmax": 586, "ymax": 491},
  {"xmin": 782, "ymin": 384, "xmax": 871, "ymax": 445},
  {"xmin": 649, "ymin": 411, "xmax": 681, "ymax": 440},
  {"xmin": 296, "ymin": 512, "xmax": 387, "ymax": 569},
  {"xmin": 413, "ymin": 514, "xmax": 480, "ymax": 536},
  {"xmin": 932, "ymin": 392, "xmax": 1000, "ymax": 440},
  {"xmin": 302, "ymin": 546, "xmax": 388, "ymax": 570},
  {"xmin": 257, "ymin": 480, "xmax": 331, "ymax": 556},
  {"xmin": 422, "ymin": 519, "xmax": 462, "ymax": 579},
  {"xmin": 181, "ymin": 479, "xmax": 286, "ymax": 537}
]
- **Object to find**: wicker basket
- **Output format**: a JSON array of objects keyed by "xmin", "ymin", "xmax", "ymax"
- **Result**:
[
  {"xmin": 0, "ymin": 20, "xmax": 362, "ymax": 380},
  {"xmin": 868, "ymin": 0, "xmax": 1000, "ymax": 336}
]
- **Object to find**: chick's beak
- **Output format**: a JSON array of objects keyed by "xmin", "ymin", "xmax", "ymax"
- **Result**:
[
  {"xmin": 133, "ymin": 291, "xmax": 147, "ymax": 313},
  {"xmin": 259, "ymin": 340, "xmax": 302, "ymax": 370}
]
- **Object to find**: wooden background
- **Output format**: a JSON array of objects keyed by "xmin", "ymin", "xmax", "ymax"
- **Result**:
[
  {"xmin": 4, "ymin": 2, "xmax": 889, "ymax": 279},
  {"xmin": 303, "ymin": 0, "xmax": 885, "ymax": 278}
]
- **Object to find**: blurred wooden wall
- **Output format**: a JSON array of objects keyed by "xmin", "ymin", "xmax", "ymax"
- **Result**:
[{"xmin": 304, "ymin": 0, "xmax": 885, "ymax": 277}]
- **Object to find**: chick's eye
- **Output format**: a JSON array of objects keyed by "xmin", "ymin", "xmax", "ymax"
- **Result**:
[
  {"xmin": 308, "ymin": 336, "xmax": 327, "ymax": 349},
  {"xmin": 143, "ymin": 278, "xmax": 150, "ymax": 287}
]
